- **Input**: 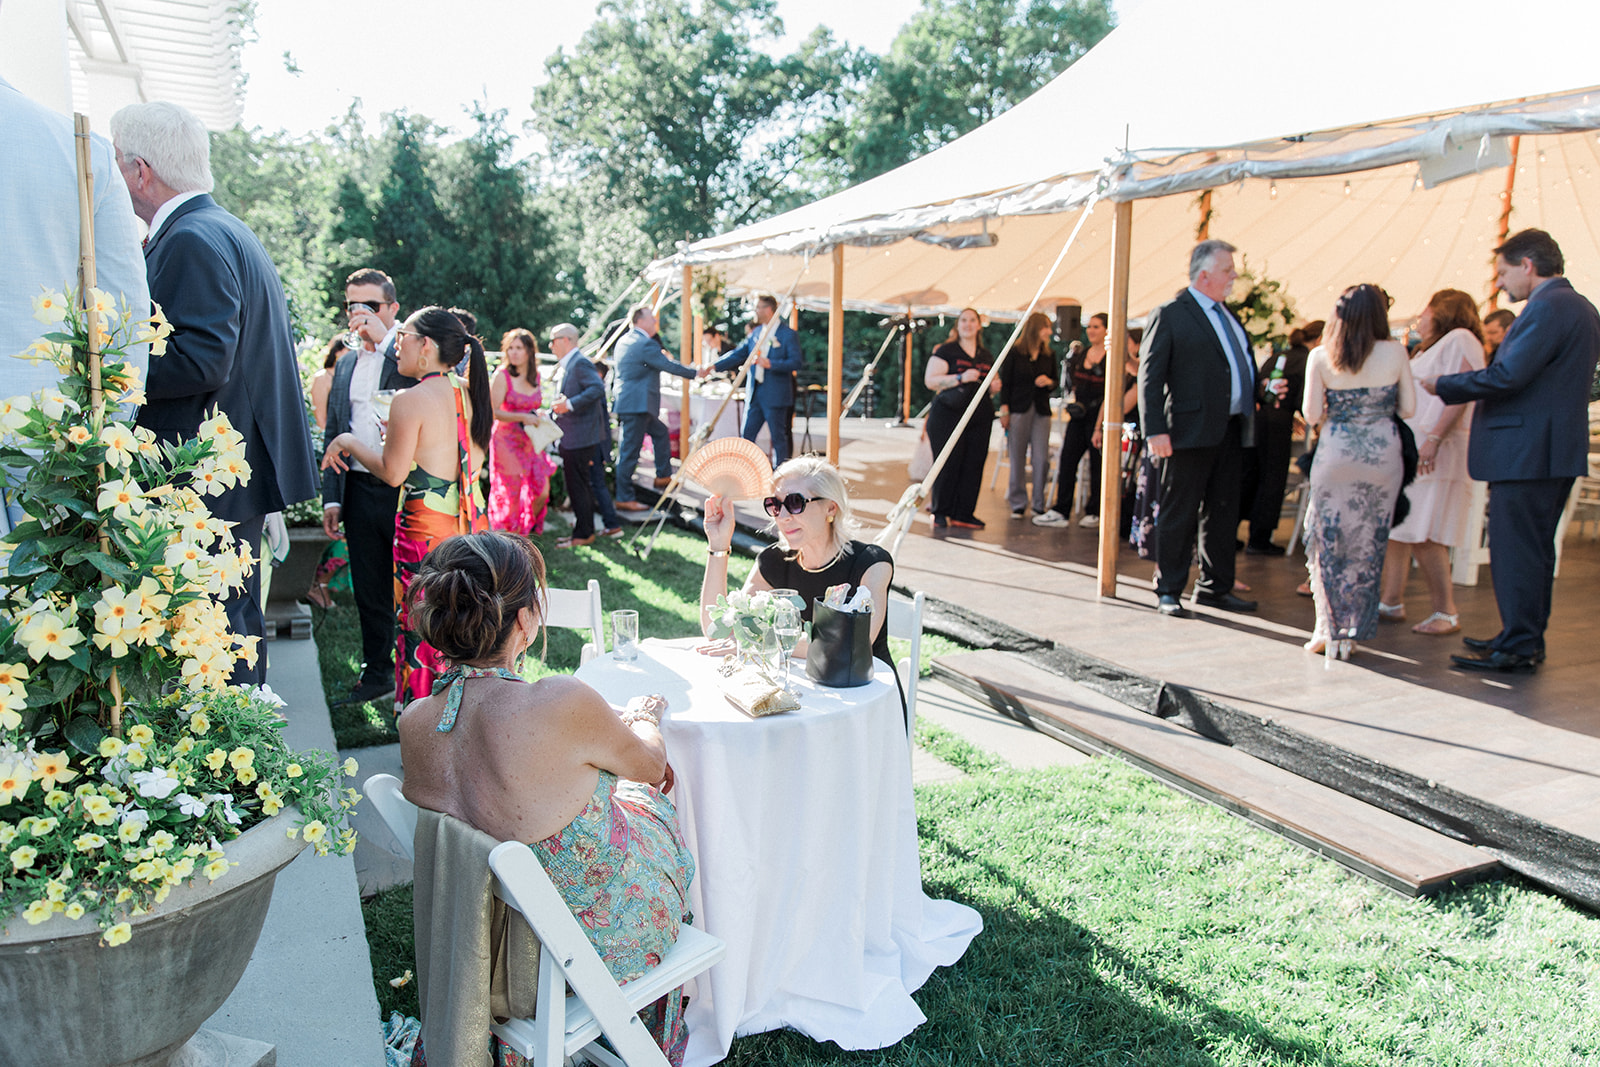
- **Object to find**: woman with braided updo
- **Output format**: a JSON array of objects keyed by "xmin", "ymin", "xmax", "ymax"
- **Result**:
[
  {"xmin": 398, "ymin": 531, "xmax": 696, "ymax": 1065},
  {"xmin": 322, "ymin": 305, "xmax": 494, "ymax": 708}
]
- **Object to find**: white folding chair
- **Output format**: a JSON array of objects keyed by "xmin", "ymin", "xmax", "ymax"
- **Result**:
[
  {"xmin": 543, "ymin": 579, "xmax": 605, "ymax": 664},
  {"xmin": 886, "ymin": 591, "xmax": 925, "ymax": 749},
  {"xmin": 363, "ymin": 774, "xmax": 727, "ymax": 1067}
]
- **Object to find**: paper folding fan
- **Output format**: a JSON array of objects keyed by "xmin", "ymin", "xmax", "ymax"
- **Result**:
[{"xmin": 681, "ymin": 437, "xmax": 773, "ymax": 501}]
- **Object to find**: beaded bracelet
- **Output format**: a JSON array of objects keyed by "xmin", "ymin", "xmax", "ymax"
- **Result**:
[{"xmin": 620, "ymin": 696, "xmax": 662, "ymax": 728}]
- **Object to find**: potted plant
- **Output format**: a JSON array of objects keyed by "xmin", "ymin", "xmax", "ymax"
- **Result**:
[{"xmin": 0, "ymin": 285, "xmax": 358, "ymax": 1066}]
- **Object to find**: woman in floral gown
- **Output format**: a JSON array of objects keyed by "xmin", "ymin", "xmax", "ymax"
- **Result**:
[
  {"xmin": 321, "ymin": 306, "xmax": 492, "ymax": 708},
  {"xmin": 1302, "ymin": 284, "xmax": 1416, "ymax": 660},
  {"xmin": 489, "ymin": 328, "xmax": 556, "ymax": 535},
  {"xmin": 399, "ymin": 531, "xmax": 695, "ymax": 1066}
]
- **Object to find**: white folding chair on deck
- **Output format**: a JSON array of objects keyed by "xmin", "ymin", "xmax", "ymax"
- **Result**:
[
  {"xmin": 886, "ymin": 591, "xmax": 925, "ymax": 752},
  {"xmin": 543, "ymin": 579, "xmax": 605, "ymax": 664},
  {"xmin": 363, "ymin": 774, "xmax": 727, "ymax": 1067}
]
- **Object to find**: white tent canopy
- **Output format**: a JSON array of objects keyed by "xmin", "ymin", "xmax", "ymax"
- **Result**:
[{"xmin": 650, "ymin": 0, "xmax": 1600, "ymax": 323}]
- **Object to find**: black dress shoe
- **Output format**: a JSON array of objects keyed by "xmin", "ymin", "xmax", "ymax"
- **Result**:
[
  {"xmin": 1156, "ymin": 595, "xmax": 1190, "ymax": 618},
  {"xmin": 337, "ymin": 676, "xmax": 396, "ymax": 706},
  {"xmin": 1461, "ymin": 635, "xmax": 1544, "ymax": 662},
  {"xmin": 1193, "ymin": 591, "xmax": 1258, "ymax": 612},
  {"xmin": 1244, "ymin": 542, "xmax": 1286, "ymax": 557},
  {"xmin": 1450, "ymin": 649, "xmax": 1539, "ymax": 673}
]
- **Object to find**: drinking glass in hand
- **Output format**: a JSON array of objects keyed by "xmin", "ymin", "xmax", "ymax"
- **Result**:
[
  {"xmin": 772, "ymin": 600, "xmax": 802, "ymax": 693},
  {"xmin": 344, "ymin": 301, "xmax": 376, "ymax": 351}
]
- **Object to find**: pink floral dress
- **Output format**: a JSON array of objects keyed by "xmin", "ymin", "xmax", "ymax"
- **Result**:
[{"xmin": 489, "ymin": 383, "xmax": 556, "ymax": 535}]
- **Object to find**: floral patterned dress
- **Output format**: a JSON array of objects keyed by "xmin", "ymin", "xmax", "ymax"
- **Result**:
[
  {"xmin": 489, "ymin": 383, "xmax": 556, "ymax": 535},
  {"xmin": 1306, "ymin": 384, "xmax": 1402, "ymax": 641},
  {"xmin": 393, "ymin": 374, "xmax": 489, "ymax": 707}
]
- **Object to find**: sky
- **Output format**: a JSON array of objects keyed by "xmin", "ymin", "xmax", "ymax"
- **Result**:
[{"xmin": 238, "ymin": 0, "xmax": 924, "ymax": 142}]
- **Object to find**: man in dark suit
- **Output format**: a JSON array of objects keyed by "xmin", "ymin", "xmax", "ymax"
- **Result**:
[
  {"xmin": 713, "ymin": 294, "xmax": 803, "ymax": 465},
  {"xmin": 612, "ymin": 304, "xmax": 705, "ymax": 510},
  {"xmin": 320, "ymin": 268, "xmax": 416, "ymax": 705},
  {"xmin": 1138, "ymin": 239, "xmax": 1259, "ymax": 617},
  {"xmin": 111, "ymin": 101, "xmax": 318, "ymax": 683},
  {"xmin": 1240, "ymin": 321, "xmax": 1318, "ymax": 554},
  {"xmin": 1420, "ymin": 229, "xmax": 1600, "ymax": 672}
]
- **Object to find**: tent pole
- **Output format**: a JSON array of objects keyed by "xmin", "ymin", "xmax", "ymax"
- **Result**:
[
  {"xmin": 1488, "ymin": 134, "xmax": 1522, "ymax": 312},
  {"xmin": 1099, "ymin": 199, "xmax": 1134, "ymax": 599},
  {"xmin": 1196, "ymin": 189, "xmax": 1212, "ymax": 241},
  {"xmin": 827, "ymin": 244, "xmax": 844, "ymax": 463},
  {"xmin": 902, "ymin": 308, "xmax": 914, "ymax": 424},
  {"xmin": 680, "ymin": 265, "xmax": 694, "ymax": 460},
  {"xmin": 790, "ymin": 304, "xmax": 799, "ymax": 332}
]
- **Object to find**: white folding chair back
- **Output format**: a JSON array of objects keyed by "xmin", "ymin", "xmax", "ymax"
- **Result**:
[
  {"xmin": 543, "ymin": 579, "xmax": 605, "ymax": 664},
  {"xmin": 361, "ymin": 774, "xmax": 726, "ymax": 1067},
  {"xmin": 886, "ymin": 591, "xmax": 925, "ymax": 749}
]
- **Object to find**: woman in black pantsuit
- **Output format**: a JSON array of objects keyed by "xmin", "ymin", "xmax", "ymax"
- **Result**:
[
  {"xmin": 1035, "ymin": 313, "xmax": 1109, "ymax": 528},
  {"xmin": 924, "ymin": 307, "xmax": 999, "ymax": 528}
]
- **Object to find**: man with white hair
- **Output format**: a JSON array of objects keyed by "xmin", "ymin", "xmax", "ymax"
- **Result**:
[
  {"xmin": 111, "ymin": 101, "xmax": 318, "ymax": 683},
  {"xmin": 549, "ymin": 323, "xmax": 619, "ymax": 547}
]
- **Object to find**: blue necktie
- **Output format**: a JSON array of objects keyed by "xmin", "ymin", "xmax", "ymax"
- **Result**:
[{"xmin": 1211, "ymin": 304, "xmax": 1251, "ymax": 415}]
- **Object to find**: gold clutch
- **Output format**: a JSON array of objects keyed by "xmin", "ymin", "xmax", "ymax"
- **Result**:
[{"xmin": 718, "ymin": 668, "xmax": 800, "ymax": 717}]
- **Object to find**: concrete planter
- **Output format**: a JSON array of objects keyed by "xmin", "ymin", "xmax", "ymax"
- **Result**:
[
  {"xmin": 0, "ymin": 810, "xmax": 308, "ymax": 1067},
  {"xmin": 269, "ymin": 527, "xmax": 335, "ymax": 604}
]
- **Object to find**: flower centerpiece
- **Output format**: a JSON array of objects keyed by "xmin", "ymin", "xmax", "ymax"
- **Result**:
[
  {"xmin": 1227, "ymin": 256, "xmax": 1298, "ymax": 357},
  {"xmin": 707, "ymin": 589, "xmax": 804, "ymax": 672},
  {"xmin": 0, "ymin": 284, "xmax": 356, "ymax": 945}
]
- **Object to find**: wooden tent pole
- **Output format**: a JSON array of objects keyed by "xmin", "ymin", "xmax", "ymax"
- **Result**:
[
  {"xmin": 902, "ymin": 308, "xmax": 914, "ymax": 423},
  {"xmin": 1488, "ymin": 134, "xmax": 1522, "ymax": 312},
  {"xmin": 1098, "ymin": 199, "xmax": 1134, "ymax": 599},
  {"xmin": 827, "ymin": 245, "xmax": 844, "ymax": 463},
  {"xmin": 679, "ymin": 265, "xmax": 694, "ymax": 460}
]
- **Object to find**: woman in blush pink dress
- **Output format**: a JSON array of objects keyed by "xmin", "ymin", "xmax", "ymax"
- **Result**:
[{"xmin": 489, "ymin": 328, "xmax": 557, "ymax": 535}]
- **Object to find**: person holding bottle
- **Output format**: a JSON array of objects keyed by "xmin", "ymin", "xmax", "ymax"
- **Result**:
[{"xmin": 1241, "ymin": 320, "xmax": 1320, "ymax": 555}]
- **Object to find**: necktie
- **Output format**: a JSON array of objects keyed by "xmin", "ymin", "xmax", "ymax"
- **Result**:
[{"xmin": 1211, "ymin": 304, "xmax": 1251, "ymax": 415}]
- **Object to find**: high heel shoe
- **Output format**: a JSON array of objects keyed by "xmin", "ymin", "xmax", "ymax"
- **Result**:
[
  {"xmin": 1325, "ymin": 638, "xmax": 1354, "ymax": 667},
  {"xmin": 1304, "ymin": 631, "xmax": 1328, "ymax": 655}
]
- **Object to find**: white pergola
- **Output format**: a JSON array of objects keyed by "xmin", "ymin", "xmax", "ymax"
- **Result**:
[{"xmin": 0, "ymin": 0, "xmax": 244, "ymax": 131}]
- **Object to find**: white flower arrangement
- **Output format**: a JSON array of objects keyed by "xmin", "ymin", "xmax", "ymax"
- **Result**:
[{"xmin": 1228, "ymin": 257, "xmax": 1298, "ymax": 356}]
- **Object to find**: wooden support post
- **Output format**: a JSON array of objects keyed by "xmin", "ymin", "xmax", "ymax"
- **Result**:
[
  {"xmin": 827, "ymin": 244, "xmax": 844, "ymax": 463},
  {"xmin": 1098, "ymin": 199, "xmax": 1134, "ymax": 599},
  {"xmin": 680, "ymin": 265, "xmax": 694, "ymax": 460},
  {"xmin": 1488, "ymin": 134, "xmax": 1521, "ymax": 312},
  {"xmin": 902, "ymin": 310, "xmax": 914, "ymax": 423}
]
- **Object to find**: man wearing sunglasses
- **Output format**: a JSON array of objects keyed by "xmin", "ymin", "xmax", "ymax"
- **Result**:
[
  {"xmin": 320, "ymin": 268, "xmax": 418, "ymax": 705},
  {"xmin": 713, "ymin": 294, "xmax": 803, "ymax": 466}
]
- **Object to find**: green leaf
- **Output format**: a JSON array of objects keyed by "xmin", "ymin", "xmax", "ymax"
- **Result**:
[
  {"xmin": 67, "ymin": 646, "xmax": 91, "ymax": 672},
  {"xmin": 64, "ymin": 714, "xmax": 106, "ymax": 756},
  {"xmin": 7, "ymin": 540, "xmax": 45, "ymax": 577},
  {"xmin": 83, "ymin": 551, "xmax": 136, "ymax": 584}
]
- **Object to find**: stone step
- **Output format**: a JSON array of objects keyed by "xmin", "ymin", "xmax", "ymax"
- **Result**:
[{"xmin": 935, "ymin": 649, "xmax": 1501, "ymax": 897}]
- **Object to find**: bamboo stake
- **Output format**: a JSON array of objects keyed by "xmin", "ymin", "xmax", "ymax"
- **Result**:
[{"xmin": 75, "ymin": 114, "xmax": 122, "ymax": 735}]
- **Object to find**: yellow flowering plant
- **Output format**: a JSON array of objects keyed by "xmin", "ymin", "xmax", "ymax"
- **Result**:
[{"xmin": 0, "ymin": 284, "xmax": 357, "ymax": 943}]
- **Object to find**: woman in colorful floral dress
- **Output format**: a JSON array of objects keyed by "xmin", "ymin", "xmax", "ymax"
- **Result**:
[
  {"xmin": 489, "ymin": 328, "xmax": 556, "ymax": 535},
  {"xmin": 321, "ymin": 306, "xmax": 492, "ymax": 708},
  {"xmin": 399, "ymin": 531, "xmax": 695, "ymax": 1066}
]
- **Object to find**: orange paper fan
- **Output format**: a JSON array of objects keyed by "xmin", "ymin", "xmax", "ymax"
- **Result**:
[{"xmin": 682, "ymin": 437, "xmax": 774, "ymax": 501}]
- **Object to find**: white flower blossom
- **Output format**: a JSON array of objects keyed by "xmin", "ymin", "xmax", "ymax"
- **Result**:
[{"xmin": 129, "ymin": 767, "xmax": 181, "ymax": 800}]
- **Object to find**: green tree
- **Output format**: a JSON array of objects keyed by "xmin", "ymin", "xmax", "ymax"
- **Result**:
[
  {"xmin": 846, "ymin": 0, "xmax": 1115, "ymax": 181},
  {"xmin": 366, "ymin": 114, "xmax": 453, "ymax": 312}
]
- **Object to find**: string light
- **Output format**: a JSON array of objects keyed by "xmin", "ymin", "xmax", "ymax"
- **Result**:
[
  {"xmin": 1269, "ymin": 181, "xmax": 1277, "ymax": 200},
  {"xmin": 1344, "ymin": 181, "xmax": 1352, "ymax": 197}
]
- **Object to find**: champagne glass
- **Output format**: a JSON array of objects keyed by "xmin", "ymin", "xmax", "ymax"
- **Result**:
[
  {"xmin": 773, "ymin": 600, "xmax": 802, "ymax": 693},
  {"xmin": 343, "ymin": 301, "xmax": 376, "ymax": 351}
]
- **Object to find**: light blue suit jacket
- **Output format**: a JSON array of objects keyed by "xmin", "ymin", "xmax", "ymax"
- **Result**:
[
  {"xmin": 1, "ymin": 76, "xmax": 149, "ymax": 395},
  {"xmin": 614, "ymin": 328, "xmax": 695, "ymax": 416},
  {"xmin": 714, "ymin": 320, "xmax": 802, "ymax": 406}
]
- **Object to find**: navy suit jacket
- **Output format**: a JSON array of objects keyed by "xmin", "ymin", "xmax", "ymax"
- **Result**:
[
  {"xmin": 1138, "ymin": 288, "xmax": 1257, "ymax": 451},
  {"xmin": 551, "ymin": 352, "xmax": 610, "ymax": 450},
  {"xmin": 137, "ymin": 194, "xmax": 318, "ymax": 521},
  {"xmin": 614, "ymin": 328, "xmax": 696, "ymax": 415},
  {"xmin": 713, "ymin": 321, "xmax": 802, "ymax": 406},
  {"xmin": 1436, "ymin": 276, "xmax": 1600, "ymax": 482},
  {"xmin": 320, "ymin": 335, "xmax": 419, "ymax": 506}
]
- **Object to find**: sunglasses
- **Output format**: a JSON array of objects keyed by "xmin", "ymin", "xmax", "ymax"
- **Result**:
[
  {"xmin": 344, "ymin": 301, "xmax": 390, "ymax": 313},
  {"xmin": 763, "ymin": 493, "xmax": 824, "ymax": 517}
]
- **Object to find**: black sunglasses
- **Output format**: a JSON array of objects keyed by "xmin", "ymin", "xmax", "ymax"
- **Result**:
[
  {"xmin": 344, "ymin": 300, "xmax": 389, "ymax": 312},
  {"xmin": 763, "ymin": 493, "xmax": 824, "ymax": 517}
]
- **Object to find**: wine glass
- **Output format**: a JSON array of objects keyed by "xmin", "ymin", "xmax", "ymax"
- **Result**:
[
  {"xmin": 343, "ymin": 301, "xmax": 376, "ymax": 352},
  {"xmin": 772, "ymin": 600, "xmax": 802, "ymax": 693}
]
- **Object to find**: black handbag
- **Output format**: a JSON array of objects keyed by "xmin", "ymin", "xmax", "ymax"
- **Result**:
[
  {"xmin": 1392, "ymin": 416, "xmax": 1418, "ymax": 527},
  {"xmin": 804, "ymin": 598, "xmax": 874, "ymax": 688}
]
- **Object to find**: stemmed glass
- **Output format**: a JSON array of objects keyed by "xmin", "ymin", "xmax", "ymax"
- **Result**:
[{"xmin": 772, "ymin": 600, "xmax": 802, "ymax": 694}]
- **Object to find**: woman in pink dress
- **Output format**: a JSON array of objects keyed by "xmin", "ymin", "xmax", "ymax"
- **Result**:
[
  {"xmin": 1378, "ymin": 290, "xmax": 1486, "ymax": 635},
  {"xmin": 489, "ymin": 328, "xmax": 557, "ymax": 535}
]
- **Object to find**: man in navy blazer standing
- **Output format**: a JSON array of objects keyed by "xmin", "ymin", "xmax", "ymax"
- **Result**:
[
  {"xmin": 549, "ymin": 322, "xmax": 617, "ymax": 547},
  {"xmin": 1138, "ymin": 239, "xmax": 1259, "ymax": 618},
  {"xmin": 713, "ymin": 294, "xmax": 803, "ymax": 465},
  {"xmin": 1420, "ymin": 229, "xmax": 1600, "ymax": 672},
  {"xmin": 111, "ymin": 101, "xmax": 318, "ymax": 684},
  {"xmin": 612, "ymin": 304, "xmax": 704, "ymax": 510}
]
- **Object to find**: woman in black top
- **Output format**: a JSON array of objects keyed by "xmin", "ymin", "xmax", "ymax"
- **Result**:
[
  {"xmin": 997, "ymin": 311, "xmax": 1058, "ymax": 518},
  {"xmin": 923, "ymin": 307, "xmax": 1000, "ymax": 528},
  {"xmin": 700, "ymin": 456, "xmax": 894, "ymax": 667},
  {"xmin": 1034, "ymin": 312, "xmax": 1108, "ymax": 528}
]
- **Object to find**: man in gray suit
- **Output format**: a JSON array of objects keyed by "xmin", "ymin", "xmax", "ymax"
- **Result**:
[
  {"xmin": 112, "ymin": 101, "xmax": 318, "ymax": 684},
  {"xmin": 550, "ymin": 323, "xmax": 614, "ymax": 547},
  {"xmin": 612, "ymin": 303, "xmax": 705, "ymax": 510},
  {"xmin": 1419, "ymin": 229, "xmax": 1600, "ymax": 672}
]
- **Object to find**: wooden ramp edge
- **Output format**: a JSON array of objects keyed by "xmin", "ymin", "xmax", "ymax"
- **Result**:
[{"xmin": 934, "ymin": 649, "xmax": 1501, "ymax": 898}]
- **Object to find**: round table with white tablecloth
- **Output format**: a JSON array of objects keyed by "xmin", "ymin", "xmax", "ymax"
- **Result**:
[{"xmin": 576, "ymin": 638, "xmax": 982, "ymax": 1066}]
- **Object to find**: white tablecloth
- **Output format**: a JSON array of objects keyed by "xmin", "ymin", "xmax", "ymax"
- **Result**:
[{"xmin": 576, "ymin": 639, "xmax": 982, "ymax": 1066}]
